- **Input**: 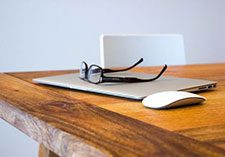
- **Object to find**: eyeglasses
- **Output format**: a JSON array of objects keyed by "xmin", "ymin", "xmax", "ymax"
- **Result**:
[{"xmin": 79, "ymin": 58, "xmax": 167, "ymax": 84}]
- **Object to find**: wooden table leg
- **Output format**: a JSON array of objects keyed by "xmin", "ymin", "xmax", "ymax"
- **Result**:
[{"xmin": 38, "ymin": 144, "xmax": 59, "ymax": 157}]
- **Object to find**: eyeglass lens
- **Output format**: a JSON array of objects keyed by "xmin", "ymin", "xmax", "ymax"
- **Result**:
[
  {"xmin": 87, "ymin": 65, "xmax": 102, "ymax": 83},
  {"xmin": 80, "ymin": 62, "xmax": 88, "ymax": 79}
]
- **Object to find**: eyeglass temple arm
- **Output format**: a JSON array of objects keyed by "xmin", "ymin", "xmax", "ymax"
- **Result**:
[
  {"xmin": 101, "ymin": 64, "xmax": 167, "ymax": 83},
  {"xmin": 103, "ymin": 58, "xmax": 144, "ymax": 73},
  {"xmin": 149, "ymin": 64, "xmax": 167, "ymax": 81}
]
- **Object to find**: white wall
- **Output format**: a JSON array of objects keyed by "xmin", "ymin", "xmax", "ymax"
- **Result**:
[
  {"xmin": 1, "ymin": 0, "xmax": 225, "ymax": 73},
  {"xmin": 0, "ymin": 0, "xmax": 225, "ymax": 156}
]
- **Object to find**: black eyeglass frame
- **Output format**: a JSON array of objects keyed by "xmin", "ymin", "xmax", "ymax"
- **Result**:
[
  {"xmin": 79, "ymin": 58, "xmax": 167, "ymax": 84},
  {"xmin": 80, "ymin": 58, "xmax": 144, "ymax": 80},
  {"xmin": 87, "ymin": 64, "xmax": 167, "ymax": 84}
]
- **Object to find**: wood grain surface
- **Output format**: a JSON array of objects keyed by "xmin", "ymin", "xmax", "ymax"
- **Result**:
[
  {"xmin": 1, "ymin": 64, "xmax": 225, "ymax": 156},
  {"xmin": 8, "ymin": 64, "xmax": 225, "ymax": 131},
  {"xmin": 177, "ymin": 124, "xmax": 225, "ymax": 150}
]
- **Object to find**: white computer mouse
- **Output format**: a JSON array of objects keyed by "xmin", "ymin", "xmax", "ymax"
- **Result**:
[{"xmin": 142, "ymin": 91, "xmax": 206, "ymax": 109}]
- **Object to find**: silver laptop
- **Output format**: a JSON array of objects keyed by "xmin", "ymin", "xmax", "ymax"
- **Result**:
[{"xmin": 33, "ymin": 72, "xmax": 216, "ymax": 100}]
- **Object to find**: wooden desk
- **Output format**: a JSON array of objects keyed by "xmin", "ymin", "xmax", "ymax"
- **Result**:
[{"xmin": 1, "ymin": 64, "xmax": 225, "ymax": 157}]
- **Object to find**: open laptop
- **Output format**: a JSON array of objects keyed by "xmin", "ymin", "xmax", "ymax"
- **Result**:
[
  {"xmin": 100, "ymin": 34, "xmax": 186, "ymax": 68},
  {"xmin": 33, "ymin": 72, "xmax": 216, "ymax": 100}
]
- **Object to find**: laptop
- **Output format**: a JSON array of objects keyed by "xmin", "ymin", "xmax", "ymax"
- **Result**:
[
  {"xmin": 100, "ymin": 34, "xmax": 186, "ymax": 68},
  {"xmin": 33, "ymin": 71, "xmax": 216, "ymax": 100}
]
